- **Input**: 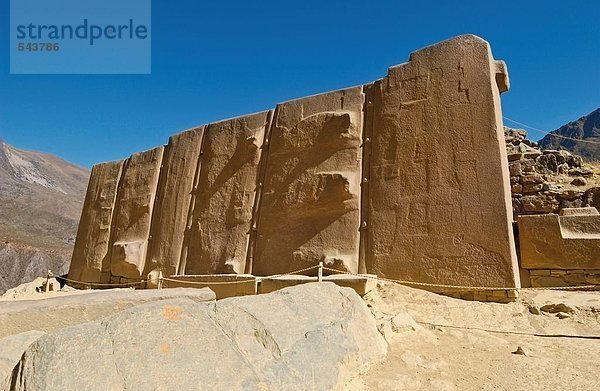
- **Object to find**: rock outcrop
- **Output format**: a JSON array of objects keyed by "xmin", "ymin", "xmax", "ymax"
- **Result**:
[
  {"xmin": 7, "ymin": 283, "xmax": 386, "ymax": 390},
  {"xmin": 69, "ymin": 35, "xmax": 520, "ymax": 291}
]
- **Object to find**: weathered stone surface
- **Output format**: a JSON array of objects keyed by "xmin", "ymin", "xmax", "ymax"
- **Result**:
[
  {"xmin": 519, "ymin": 211, "xmax": 600, "ymax": 269},
  {"xmin": 144, "ymin": 128, "xmax": 204, "ymax": 278},
  {"xmin": 0, "ymin": 330, "xmax": 45, "ymax": 390},
  {"xmin": 182, "ymin": 112, "xmax": 271, "ymax": 275},
  {"xmin": 571, "ymin": 177, "xmax": 587, "ymax": 186},
  {"xmin": 67, "ymin": 35, "xmax": 523, "ymax": 295},
  {"xmin": 259, "ymin": 274, "xmax": 377, "ymax": 296},
  {"xmin": 253, "ymin": 88, "xmax": 363, "ymax": 275},
  {"xmin": 521, "ymin": 194, "xmax": 560, "ymax": 213},
  {"xmin": 363, "ymin": 35, "xmax": 519, "ymax": 288},
  {"xmin": 68, "ymin": 160, "xmax": 123, "ymax": 283},
  {"xmin": 161, "ymin": 274, "xmax": 257, "ymax": 299},
  {"xmin": 0, "ymin": 288, "xmax": 215, "ymax": 338},
  {"xmin": 560, "ymin": 207, "xmax": 600, "ymax": 216},
  {"xmin": 109, "ymin": 147, "xmax": 164, "ymax": 280},
  {"xmin": 8, "ymin": 283, "xmax": 386, "ymax": 390}
]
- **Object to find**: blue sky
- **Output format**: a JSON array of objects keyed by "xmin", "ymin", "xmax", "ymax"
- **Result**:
[{"xmin": 0, "ymin": 0, "xmax": 598, "ymax": 168}]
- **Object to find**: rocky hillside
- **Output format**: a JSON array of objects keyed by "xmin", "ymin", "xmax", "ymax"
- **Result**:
[
  {"xmin": 539, "ymin": 108, "xmax": 600, "ymax": 162},
  {"xmin": 0, "ymin": 138, "xmax": 89, "ymax": 293}
]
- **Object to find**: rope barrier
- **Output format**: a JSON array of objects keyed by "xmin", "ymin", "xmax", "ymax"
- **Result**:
[
  {"xmin": 504, "ymin": 116, "xmax": 600, "ymax": 145},
  {"xmin": 256, "ymin": 265, "xmax": 321, "ymax": 281},
  {"xmin": 49, "ymin": 272, "xmax": 146, "ymax": 287},
  {"xmin": 416, "ymin": 321, "xmax": 600, "ymax": 340},
  {"xmin": 51, "ymin": 265, "xmax": 600, "ymax": 292},
  {"xmin": 159, "ymin": 277, "xmax": 254, "ymax": 286},
  {"xmin": 321, "ymin": 266, "xmax": 600, "ymax": 291},
  {"xmin": 158, "ymin": 265, "xmax": 321, "ymax": 286}
]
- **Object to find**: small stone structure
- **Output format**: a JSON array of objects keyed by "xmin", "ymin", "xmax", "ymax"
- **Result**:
[
  {"xmin": 69, "ymin": 35, "xmax": 520, "ymax": 295},
  {"xmin": 519, "ymin": 207, "xmax": 600, "ymax": 287},
  {"xmin": 503, "ymin": 128, "xmax": 600, "ymax": 288}
]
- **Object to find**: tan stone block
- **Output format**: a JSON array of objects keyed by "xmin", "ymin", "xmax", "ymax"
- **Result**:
[
  {"xmin": 144, "ymin": 127, "xmax": 204, "ymax": 277},
  {"xmin": 182, "ymin": 111, "xmax": 272, "ymax": 275},
  {"xmin": 519, "ymin": 214, "xmax": 600, "ymax": 269},
  {"xmin": 585, "ymin": 275, "xmax": 600, "ymax": 284},
  {"xmin": 564, "ymin": 272, "xmax": 586, "ymax": 284},
  {"xmin": 259, "ymin": 275, "xmax": 377, "ymax": 296},
  {"xmin": 529, "ymin": 269, "xmax": 551, "ymax": 276},
  {"xmin": 523, "ymin": 183, "xmax": 543, "ymax": 194},
  {"xmin": 363, "ymin": 35, "xmax": 519, "ymax": 289},
  {"xmin": 109, "ymin": 147, "xmax": 164, "ymax": 280},
  {"xmin": 253, "ymin": 87, "xmax": 363, "ymax": 276},
  {"xmin": 69, "ymin": 160, "xmax": 124, "ymax": 284},
  {"xmin": 161, "ymin": 274, "xmax": 257, "ymax": 299},
  {"xmin": 530, "ymin": 276, "xmax": 565, "ymax": 288},
  {"xmin": 560, "ymin": 207, "xmax": 599, "ymax": 216}
]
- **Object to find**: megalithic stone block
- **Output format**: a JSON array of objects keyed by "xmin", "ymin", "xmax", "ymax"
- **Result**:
[
  {"xmin": 69, "ymin": 35, "xmax": 520, "ymax": 293},
  {"xmin": 68, "ymin": 160, "xmax": 124, "ymax": 283},
  {"xmin": 144, "ymin": 127, "xmax": 204, "ymax": 277},
  {"xmin": 181, "ymin": 111, "xmax": 272, "ymax": 275},
  {"xmin": 363, "ymin": 35, "xmax": 519, "ymax": 288},
  {"xmin": 518, "ymin": 208, "xmax": 600, "ymax": 270},
  {"xmin": 109, "ymin": 147, "xmax": 164, "ymax": 280},
  {"xmin": 253, "ymin": 87, "xmax": 363, "ymax": 276}
]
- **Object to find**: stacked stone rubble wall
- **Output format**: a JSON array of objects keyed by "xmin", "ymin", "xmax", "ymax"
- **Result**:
[
  {"xmin": 505, "ymin": 127, "xmax": 598, "ymax": 219},
  {"xmin": 504, "ymin": 129, "xmax": 600, "ymax": 288}
]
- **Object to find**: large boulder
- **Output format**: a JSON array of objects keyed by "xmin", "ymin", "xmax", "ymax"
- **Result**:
[
  {"xmin": 0, "ymin": 287, "xmax": 215, "ymax": 338},
  {"xmin": 8, "ymin": 283, "xmax": 386, "ymax": 390},
  {"xmin": 0, "ymin": 331, "xmax": 46, "ymax": 389}
]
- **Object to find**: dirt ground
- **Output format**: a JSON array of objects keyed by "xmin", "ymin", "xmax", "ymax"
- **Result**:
[{"xmin": 351, "ymin": 282, "xmax": 600, "ymax": 391}]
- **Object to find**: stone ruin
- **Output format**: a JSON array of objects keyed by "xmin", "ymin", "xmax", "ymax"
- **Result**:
[
  {"xmin": 503, "ymin": 128, "xmax": 600, "ymax": 287},
  {"xmin": 69, "ymin": 35, "xmax": 522, "ymax": 296}
]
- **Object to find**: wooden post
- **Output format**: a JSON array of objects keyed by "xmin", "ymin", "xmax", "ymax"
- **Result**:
[
  {"xmin": 318, "ymin": 262, "xmax": 323, "ymax": 283},
  {"xmin": 45, "ymin": 270, "xmax": 51, "ymax": 293},
  {"xmin": 158, "ymin": 271, "xmax": 164, "ymax": 289}
]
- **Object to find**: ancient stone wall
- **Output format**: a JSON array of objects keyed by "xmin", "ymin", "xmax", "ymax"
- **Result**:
[
  {"xmin": 145, "ymin": 127, "xmax": 204, "ymax": 277},
  {"xmin": 253, "ymin": 88, "xmax": 363, "ymax": 276},
  {"xmin": 181, "ymin": 111, "xmax": 271, "ymax": 275},
  {"xmin": 502, "ymin": 129, "xmax": 600, "ymax": 288},
  {"xmin": 363, "ymin": 36, "xmax": 518, "ymax": 289},
  {"xmin": 69, "ymin": 35, "xmax": 520, "ymax": 291},
  {"xmin": 69, "ymin": 160, "xmax": 123, "ymax": 283},
  {"xmin": 108, "ymin": 147, "xmax": 164, "ymax": 283}
]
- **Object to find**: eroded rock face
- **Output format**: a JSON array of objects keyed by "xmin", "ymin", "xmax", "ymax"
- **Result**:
[
  {"xmin": 109, "ymin": 147, "xmax": 164, "ymax": 281},
  {"xmin": 182, "ymin": 112, "xmax": 272, "ymax": 275},
  {"xmin": 363, "ymin": 35, "xmax": 518, "ymax": 288},
  {"xmin": 8, "ymin": 283, "xmax": 386, "ymax": 390},
  {"xmin": 69, "ymin": 160, "xmax": 123, "ymax": 283},
  {"xmin": 69, "ymin": 35, "xmax": 520, "ymax": 292},
  {"xmin": 253, "ymin": 88, "xmax": 363, "ymax": 276},
  {"xmin": 145, "ymin": 128, "xmax": 204, "ymax": 277}
]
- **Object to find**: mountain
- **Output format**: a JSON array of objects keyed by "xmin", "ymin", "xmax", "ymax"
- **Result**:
[
  {"xmin": 0, "ymin": 138, "xmax": 89, "ymax": 293},
  {"xmin": 538, "ymin": 108, "xmax": 600, "ymax": 162}
]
